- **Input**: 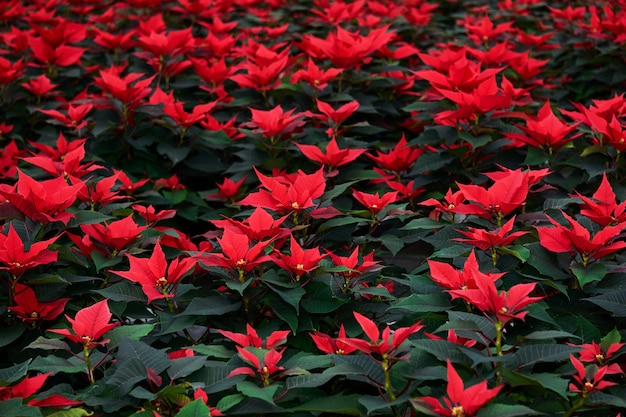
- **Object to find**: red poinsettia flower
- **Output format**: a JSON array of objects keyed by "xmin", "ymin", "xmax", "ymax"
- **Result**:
[
  {"xmin": 536, "ymin": 211, "xmax": 626, "ymax": 267},
  {"xmin": 424, "ymin": 329, "xmax": 477, "ymax": 348},
  {"xmin": 48, "ymin": 299, "xmax": 119, "ymax": 349},
  {"xmin": 575, "ymin": 340, "xmax": 625, "ymax": 366},
  {"xmin": 21, "ymin": 73, "xmax": 58, "ymax": 98},
  {"xmin": 228, "ymin": 346, "xmax": 285, "ymax": 387},
  {"xmin": 0, "ymin": 140, "xmax": 26, "ymax": 179},
  {"xmin": 37, "ymin": 102, "xmax": 93, "ymax": 131},
  {"xmin": 0, "ymin": 222, "xmax": 59, "ymax": 278},
  {"xmin": 290, "ymin": 57, "xmax": 343, "ymax": 90},
  {"xmin": 428, "ymin": 250, "xmax": 504, "ymax": 292},
  {"xmin": 131, "ymin": 204, "xmax": 176, "ymax": 225},
  {"xmin": 448, "ymin": 273, "xmax": 544, "ymax": 326},
  {"xmin": 0, "ymin": 372, "xmax": 82, "ymax": 407},
  {"xmin": 411, "ymin": 360, "xmax": 502, "ymax": 417},
  {"xmin": 205, "ymin": 176, "xmax": 247, "ymax": 202},
  {"xmin": 9, "ymin": 283, "xmax": 69, "ymax": 325},
  {"xmin": 210, "ymin": 207, "xmax": 291, "ymax": 244},
  {"xmin": 217, "ymin": 324, "xmax": 290, "ymax": 349},
  {"xmin": 245, "ymin": 105, "xmax": 309, "ymax": 142},
  {"xmin": 327, "ymin": 246, "xmax": 381, "ymax": 284},
  {"xmin": 110, "ymin": 241, "xmax": 196, "ymax": 304},
  {"xmin": 453, "ymin": 216, "xmax": 529, "ymax": 264},
  {"xmin": 28, "ymin": 36, "xmax": 85, "ymax": 68},
  {"xmin": 0, "ymin": 170, "xmax": 83, "ymax": 224},
  {"xmin": 366, "ymin": 134, "xmax": 423, "ymax": 177},
  {"xmin": 76, "ymin": 173, "xmax": 127, "ymax": 210},
  {"xmin": 352, "ymin": 189, "xmax": 399, "ymax": 216},
  {"xmin": 504, "ymin": 101, "xmax": 581, "ymax": 152},
  {"xmin": 273, "ymin": 236, "xmax": 326, "ymax": 281},
  {"xmin": 568, "ymin": 354, "xmax": 622, "ymax": 395},
  {"xmin": 574, "ymin": 173, "xmax": 626, "ymax": 226},
  {"xmin": 420, "ymin": 187, "xmax": 467, "ymax": 222},
  {"xmin": 296, "ymin": 137, "xmax": 366, "ymax": 174},
  {"xmin": 208, "ymin": 228, "xmax": 274, "ymax": 277},
  {"xmin": 342, "ymin": 311, "xmax": 423, "ymax": 357},
  {"xmin": 314, "ymin": 98, "xmax": 360, "ymax": 136},
  {"xmin": 455, "ymin": 167, "xmax": 548, "ymax": 225},
  {"xmin": 310, "ymin": 324, "xmax": 358, "ymax": 355},
  {"xmin": 79, "ymin": 215, "xmax": 147, "ymax": 255},
  {"xmin": 237, "ymin": 167, "xmax": 327, "ymax": 214}
]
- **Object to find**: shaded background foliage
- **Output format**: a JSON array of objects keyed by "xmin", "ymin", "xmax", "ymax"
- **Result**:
[{"xmin": 1, "ymin": 0, "xmax": 626, "ymax": 416}]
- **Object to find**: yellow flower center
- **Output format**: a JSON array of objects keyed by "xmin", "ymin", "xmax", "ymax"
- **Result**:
[
  {"xmin": 291, "ymin": 202, "xmax": 299, "ymax": 209},
  {"xmin": 452, "ymin": 405, "xmax": 464, "ymax": 417},
  {"xmin": 499, "ymin": 306, "xmax": 508, "ymax": 314},
  {"xmin": 236, "ymin": 259, "xmax": 246, "ymax": 266},
  {"xmin": 296, "ymin": 264, "xmax": 305, "ymax": 271},
  {"xmin": 156, "ymin": 277, "xmax": 168, "ymax": 288},
  {"xmin": 30, "ymin": 311, "xmax": 39, "ymax": 319}
]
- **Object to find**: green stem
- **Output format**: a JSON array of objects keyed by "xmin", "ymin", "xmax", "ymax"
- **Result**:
[
  {"xmin": 382, "ymin": 355, "xmax": 396, "ymax": 402},
  {"xmin": 83, "ymin": 344, "xmax": 95, "ymax": 384},
  {"xmin": 563, "ymin": 394, "xmax": 586, "ymax": 417}
]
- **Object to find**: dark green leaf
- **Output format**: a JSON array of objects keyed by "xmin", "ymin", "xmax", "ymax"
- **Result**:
[
  {"xmin": 174, "ymin": 399, "xmax": 210, "ymax": 417},
  {"xmin": 0, "ymin": 399, "xmax": 43, "ymax": 417},
  {"xmin": 584, "ymin": 289, "xmax": 626, "ymax": 317},
  {"xmin": 179, "ymin": 296, "xmax": 241, "ymax": 316},
  {"xmin": 235, "ymin": 380, "xmax": 279, "ymax": 405},
  {"xmin": 572, "ymin": 262, "xmax": 606, "ymax": 287},
  {"xmin": 292, "ymin": 394, "xmax": 361, "ymax": 415},
  {"xmin": 477, "ymin": 403, "xmax": 542, "ymax": 417}
]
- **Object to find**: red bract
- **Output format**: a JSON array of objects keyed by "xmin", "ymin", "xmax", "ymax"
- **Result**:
[
  {"xmin": 295, "ymin": 137, "xmax": 366, "ymax": 173},
  {"xmin": 536, "ymin": 211, "xmax": 626, "ymax": 266},
  {"xmin": 420, "ymin": 187, "xmax": 467, "ymax": 221},
  {"xmin": 574, "ymin": 173, "xmax": 626, "ymax": 226},
  {"xmin": 428, "ymin": 250, "xmax": 504, "ymax": 291},
  {"xmin": 328, "ymin": 246, "xmax": 381, "ymax": 283},
  {"xmin": 76, "ymin": 173, "xmax": 127, "ymax": 210},
  {"xmin": 568, "ymin": 354, "xmax": 622, "ymax": 395},
  {"xmin": 229, "ymin": 44, "xmax": 290, "ymax": 91},
  {"xmin": 411, "ymin": 360, "xmax": 502, "ymax": 417},
  {"xmin": 463, "ymin": 14, "xmax": 514, "ymax": 44},
  {"xmin": 9, "ymin": 283, "xmax": 69, "ymax": 325},
  {"xmin": 110, "ymin": 241, "xmax": 196, "ymax": 304},
  {"xmin": 575, "ymin": 340, "xmax": 625, "ymax": 366},
  {"xmin": 132, "ymin": 204, "xmax": 176, "ymax": 225},
  {"xmin": 48, "ymin": 299, "xmax": 119, "ymax": 349},
  {"xmin": 210, "ymin": 207, "xmax": 291, "ymax": 243},
  {"xmin": 237, "ymin": 167, "xmax": 326, "ymax": 214},
  {"xmin": 448, "ymin": 273, "xmax": 544, "ymax": 326},
  {"xmin": 505, "ymin": 101, "xmax": 581, "ymax": 152},
  {"xmin": 113, "ymin": 168, "xmax": 150, "ymax": 194},
  {"xmin": 27, "ymin": 36, "xmax": 85, "ymax": 69},
  {"xmin": 352, "ymin": 189, "xmax": 398, "ymax": 216},
  {"xmin": 217, "ymin": 323, "xmax": 290, "ymax": 349},
  {"xmin": 366, "ymin": 135, "xmax": 423, "ymax": 177},
  {"xmin": 21, "ymin": 73, "xmax": 58, "ymax": 98},
  {"xmin": 273, "ymin": 236, "xmax": 326, "ymax": 281},
  {"xmin": 23, "ymin": 144, "xmax": 103, "ymax": 180},
  {"xmin": 453, "ymin": 216, "xmax": 528, "ymax": 263},
  {"xmin": 0, "ymin": 140, "xmax": 25, "ymax": 179},
  {"xmin": 298, "ymin": 26, "xmax": 395, "ymax": 69},
  {"xmin": 78, "ymin": 215, "xmax": 147, "ymax": 255},
  {"xmin": 0, "ymin": 372, "xmax": 82, "ymax": 407},
  {"xmin": 0, "ymin": 170, "xmax": 82, "ymax": 224},
  {"xmin": 208, "ymin": 228, "xmax": 273, "ymax": 277},
  {"xmin": 314, "ymin": 98, "xmax": 359, "ymax": 136},
  {"xmin": 343, "ymin": 311, "xmax": 423, "ymax": 356},
  {"xmin": 455, "ymin": 167, "xmax": 548, "ymax": 225},
  {"xmin": 290, "ymin": 57, "xmax": 342, "ymax": 90},
  {"xmin": 246, "ymin": 105, "xmax": 309, "ymax": 142},
  {"xmin": 228, "ymin": 347, "xmax": 285, "ymax": 387},
  {"xmin": 310, "ymin": 324, "xmax": 358, "ymax": 355},
  {"xmin": 37, "ymin": 103, "xmax": 93, "ymax": 131},
  {"xmin": 93, "ymin": 69, "xmax": 155, "ymax": 120}
]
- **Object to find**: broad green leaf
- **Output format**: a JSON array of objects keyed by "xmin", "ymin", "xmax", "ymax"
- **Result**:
[
  {"xmin": 0, "ymin": 399, "xmax": 42, "ymax": 417},
  {"xmin": 587, "ymin": 391, "xmax": 626, "ymax": 408},
  {"xmin": 359, "ymin": 394, "xmax": 410, "ymax": 416},
  {"xmin": 93, "ymin": 281, "xmax": 148, "ymax": 303},
  {"xmin": 179, "ymin": 296, "xmax": 241, "ymax": 316},
  {"xmin": 512, "ymin": 344, "xmax": 581, "ymax": 368},
  {"xmin": 431, "ymin": 244, "xmax": 470, "ymax": 259},
  {"xmin": 167, "ymin": 356, "xmax": 207, "ymax": 380},
  {"xmin": 216, "ymin": 394, "xmax": 245, "ymax": 412},
  {"xmin": 572, "ymin": 262, "xmax": 606, "ymax": 287},
  {"xmin": 500, "ymin": 369, "xmax": 569, "ymax": 399},
  {"xmin": 0, "ymin": 323, "xmax": 27, "ymax": 348},
  {"xmin": 292, "ymin": 394, "xmax": 361, "ymax": 415},
  {"xmin": 190, "ymin": 344, "xmax": 233, "ymax": 359},
  {"xmin": 283, "ymin": 351, "xmax": 332, "ymax": 370},
  {"xmin": 25, "ymin": 336, "xmax": 70, "ymax": 351},
  {"xmin": 584, "ymin": 289, "xmax": 626, "ymax": 317},
  {"xmin": 105, "ymin": 324, "xmax": 155, "ymax": 348},
  {"xmin": 235, "ymin": 380, "xmax": 279, "ymax": 405},
  {"xmin": 174, "ymin": 399, "xmax": 210, "ymax": 417},
  {"xmin": 447, "ymin": 311, "xmax": 497, "ymax": 340},
  {"xmin": 0, "ymin": 360, "xmax": 30, "ymax": 384},
  {"xmin": 400, "ymin": 218, "xmax": 444, "ymax": 230},
  {"xmin": 196, "ymin": 365, "xmax": 241, "ymax": 394},
  {"xmin": 66, "ymin": 210, "xmax": 114, "ymax": 227},
  {"xmin": 46, "ymin": 409, "xmax": 94, "ymax": 417},
  {"xmin": 524, "ymin": 330, "xmax": 581, "ymax": 341},
  {"xmin": 116, "ymin": 338, "xmax": 171, "ymax": 374},
  {"xmin": 498, "ymin": 244, "xmax": 530, "ymax": 263},
  {"xmin": 389, "ymin": 293, "xmax": 451, "ymax": 313},
  {"xmin": 601, "ymin": 327, "xmax": 621, "ymax": 350},
  {"xmin": 477, "ymin": 403, "xmax": 542, "ymax": 417},
  {"xmin": 264, "ymin": 283, "xmax": 305, "ymax": 313},
  {"xmin": 410, "ymin": 339, "xmax": 471, "ymax": 363},
  {"xmin": 266, "ymin": 295, "xmax": 299, "ymax": 333},
  {"xmin": 91, "ymin": 251, "xmax": 123, "ymax": 273},
  {"xmin": 29, "ymin": 356, "xmax": 85, "ymax": 374},
  {"xmin": 106, "ymin": 358, "xmax": 148, "ymax": 395}
]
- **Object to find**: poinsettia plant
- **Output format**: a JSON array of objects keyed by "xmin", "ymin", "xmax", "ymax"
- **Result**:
[{"xmin": 1, "ymin": 1, "xmax": 626, "ymax": 416}]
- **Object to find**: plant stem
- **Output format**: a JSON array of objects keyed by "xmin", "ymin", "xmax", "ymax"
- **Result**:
[
  {"xmin": 382, "ymin": 354, "xmax": 396, "ymax": 402},
  {"xmin": 563, "ymin": 394, "xmax": 586, "ymax": 417}
]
